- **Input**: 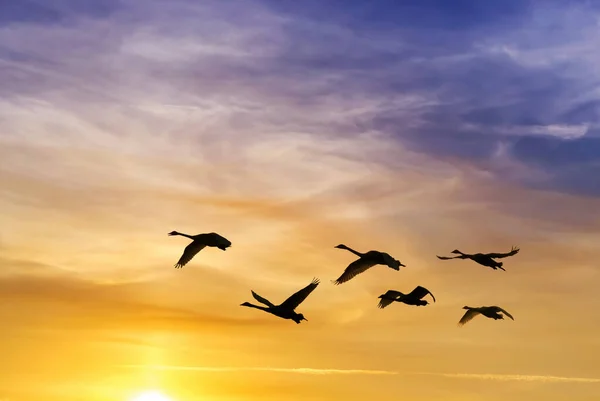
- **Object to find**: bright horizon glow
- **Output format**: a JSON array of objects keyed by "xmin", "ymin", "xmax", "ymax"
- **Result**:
[{"xmin": 130, "ymin": 390, "xmax": 174, "ymax": 401}]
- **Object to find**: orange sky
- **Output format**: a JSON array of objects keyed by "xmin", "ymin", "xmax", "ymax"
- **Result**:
[
  {"xmin": 2, "ymin": 132, "xmax": 600, "ymax": 401},
  {"xmin": 2, "ymin": 1, "xmax": 600, "ymax": 400}
]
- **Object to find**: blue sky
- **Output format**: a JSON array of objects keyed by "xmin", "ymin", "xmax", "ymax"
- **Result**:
[{"xmin": 2, "ymin": 0, "xmax": 599, "ymax": 196}]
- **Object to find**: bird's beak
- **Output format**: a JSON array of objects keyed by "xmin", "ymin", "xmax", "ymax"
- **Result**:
[{"xmin": 303, "ymin": 317, "xmax": 308, "ymax": 321}]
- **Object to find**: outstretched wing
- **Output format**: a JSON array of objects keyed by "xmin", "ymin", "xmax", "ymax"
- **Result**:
[
  {"xmin": 251, "ymin": 291, "xmax": 275, "ymax": 308},
  {"xmin": 485, "ymin": 246, "xmax": 520, "ymax": 259},
  {"xmin": 377, "ymin": 290, "xmax": 403, "ymax": 309},
  {"xmin": 279, "ymin": 278, "xmax": 320, "ymax": 310},
  {"xmin": 407, "ymin": 286, "xmax": 436, "ymax": 302},
  {"xmin": 174, "ymin": 241, "xmax": 206, "ymax": 268},
  {"xmin": 492, "ymin": 306, "xmax": 514, "ymax": 320},
  {"xmin": 458, "ymin": 309, "xmax": 481, "ymax": 326},
  {"xmin": 332, "ymin": 258, "xmax": 378, "ymax": 285}
]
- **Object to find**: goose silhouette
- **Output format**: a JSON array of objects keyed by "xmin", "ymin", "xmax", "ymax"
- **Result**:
[
  {"xmin": 458, "ymin": 306, "xmax": 514, "ymax": 326},
  {"xmin": 332, "ymin": 244, "xmax": 404, "ymax": 285},
  {"xmin": 241, "ymin": 278, "xmax": 320, "ymax": 324},
  {"xmin": 168, "ymin": 231, "xmax": 231, "ymax": 268},
  {"xmin": 437, "ymin": 246, "xmax": 520, "ymax": 271},
  {"xmin": 378, "ymin": 286, "xmax": 436, "ymax": 309}
]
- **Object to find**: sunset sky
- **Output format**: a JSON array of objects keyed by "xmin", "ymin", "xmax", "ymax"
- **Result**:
[{"xmin": 2, "ymin": 0, "xmax": 600, "ymax": 400}]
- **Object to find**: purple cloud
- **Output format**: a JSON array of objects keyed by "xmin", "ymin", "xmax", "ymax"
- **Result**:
[{"xmin": 2, "ymin": 0, "xmax": 600, "ymax": 195}]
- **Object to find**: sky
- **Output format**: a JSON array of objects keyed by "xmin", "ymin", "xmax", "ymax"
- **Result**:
[{"xmin": 1, "ymin": 0, "xmax": 600, "ymax": 400}]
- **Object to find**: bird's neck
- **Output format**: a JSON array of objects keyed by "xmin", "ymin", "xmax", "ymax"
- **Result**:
[
  {"xmin": 175, "ymin": 232, "xmax": 195, "ymax": 240},
  {"xmin": 340, "ymin": 245, "xmax": 363, "ymax": 257},
  {"xmin": 241, "ymin": 302, "xmax": 269, "ymax": 312}
]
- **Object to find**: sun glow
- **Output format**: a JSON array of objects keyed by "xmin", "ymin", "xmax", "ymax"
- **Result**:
[{"xmin": 130, "ymin": 390, "xmax": 174, "ymax": 401}]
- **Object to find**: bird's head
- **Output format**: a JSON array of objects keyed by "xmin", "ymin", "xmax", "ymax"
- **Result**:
[
  {"xmin": 293, "ymin": 313, "xmax": 307, "ymax": 324},
  {"xmin": 451, "ymin": 249, "xmax": 462, "ymax": 254},
  {"xmin": 168, "ymin": 231, "xmax": 179, "ymax": 236},
  {"xmin": 390, "ymin": 259, "xmax": 403, "ymax": 270},
  {"xmin": 497, "ymin": 261, "xmax": 504, "ymax": 267},
  {"xmin": 334, "ymin": 244, "xmax": 347, "ymax": 249},
  {"xmin": 462, "ymin": 306, "xmax": 472, "ymax": 310},
  {"xmin": 240, "ymin": 302, "xmax": 253, "ymax": 307}
]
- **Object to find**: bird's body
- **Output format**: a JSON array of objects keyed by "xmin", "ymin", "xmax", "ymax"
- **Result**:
[
  {"xmin": 436, "ymin": 246, "xmax": 520, "ymax": 271},
  {"xmin": 168, "ymin": 231, "xmax": 231, "ymax": 268},
  {"xmin": 378, "ymin": 286, "xmax": 436, "ymax": 309},
  {"xmin": 458, "ymin": 306, "xmax": 514, "ymax": 326},
  {"xmin": 332, "ymin": 244, "xmax": 404, "ymax": 285},
  {"xmin": 240, "ymin": 278, "xmax": 320, "ymax": 324}
]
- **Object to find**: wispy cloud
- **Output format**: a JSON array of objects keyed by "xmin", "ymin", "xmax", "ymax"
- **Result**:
[
  {"xmin": 119, "ymin": 364, "xmax": 398, "ymax": 376},
  {"xmin": 120, "ymin": 364, "xmax": 600, "ymax": 384},
  {"xmin": 3, "ymin": 0, "xmax": 600, "ymax": 197},
  {"xmin": 412, "ymin": 372, "xmax": 600, "ymax": 384}
]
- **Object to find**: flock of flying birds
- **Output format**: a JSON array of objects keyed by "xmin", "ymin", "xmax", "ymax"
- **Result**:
[{"xmin": 168, "ymin": 230, "xmax": 520, "ymax": 326}]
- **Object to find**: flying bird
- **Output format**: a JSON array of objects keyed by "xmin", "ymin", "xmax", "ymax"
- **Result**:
[
  {"xmin": 458, "ymin": 306, "xmax": 514, "ymax": 326},
  {"xmin": 240, "ymin": 278, "xmax": 320, "ymax": 324},
  {"xmin": 436, "ymin": 246, "xmax": 520, "ymax": 271},
  {"xmin": 332, "ymin": 244, "xmax": 405, "ymax": 285},
  {"xmin": 168, "ymin": 231, "xmax": 231, "ymax": 268},
  {"xmin": 377, "ymin": 286, "xmax": 436, "ymax": 309}
]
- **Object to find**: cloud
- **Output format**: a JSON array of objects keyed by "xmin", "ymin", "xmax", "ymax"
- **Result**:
[
  {"xmin": 0, "ymin": 266, "xmax": 271, "ymax": 333},
  {"xmin": 119, "ymin": 364, "xmax": 600, "ymax": 384},
  {"xmin": 119, "ymin": 364, "xmax": 398, "ymax": 375},
  {"xmin": 3, "ymin": 0, "xmax": 600, "ymax": 197},
  {"xmin": 412, "ymin": 372, "xmax": 600, "ymax": 384}
]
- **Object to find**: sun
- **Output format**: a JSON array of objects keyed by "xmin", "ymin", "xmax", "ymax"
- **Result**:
[{"xmin": 129, "ymin": 390, "xmax": 173, "ymax": 401}]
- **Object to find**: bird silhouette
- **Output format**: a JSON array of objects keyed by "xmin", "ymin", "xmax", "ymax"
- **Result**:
[
  {"xmin": 332, "ymin": 244, "xmax": 404, "ymax": 285},
  {"xmin": 240, "ymin": 278, "xmax": 320, "ymax": 324},
  {"xmin": 458, "ymin": 306, "xmax": 514, "ymax": 326},
  {"xmin": 436, "ymin": 246, "xmax": 519, "ymax": 271},
  {"xmin": 378, "ymin": 286, "xmax": 436, "ymax": 309},
  {"xmin": 168, "ymin": 231, "xmax": 232, "ymax": 268}
]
